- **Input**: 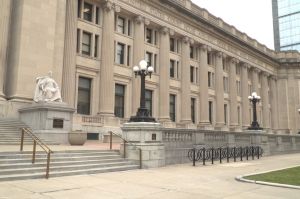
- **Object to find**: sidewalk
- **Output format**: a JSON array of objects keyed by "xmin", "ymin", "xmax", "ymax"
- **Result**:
[{"xmin": 0, "ymin": 153, "xmax": 299, "ymax": 199}]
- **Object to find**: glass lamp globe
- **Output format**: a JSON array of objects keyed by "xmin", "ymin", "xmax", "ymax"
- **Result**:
[
  {"xmin": 139, "ymin": 60, "xmax": 147, "ymax": 70},
  {"xmin": 147, "ymin": 66, "xmax": 154, "ymax": 73},
  {"xmin": 133, "ymin": 65, "xmax": 139, "ymax": 72}
]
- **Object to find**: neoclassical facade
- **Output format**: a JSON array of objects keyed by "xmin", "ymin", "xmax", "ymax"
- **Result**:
[{"xmin": 0, "ymin": 0, "xmax": 299, "ymax": 135}]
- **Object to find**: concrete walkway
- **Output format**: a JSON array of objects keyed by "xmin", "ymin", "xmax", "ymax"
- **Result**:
[{"xmin": 0, "ymin": 152, "xmax": 299, "ymax": 199}]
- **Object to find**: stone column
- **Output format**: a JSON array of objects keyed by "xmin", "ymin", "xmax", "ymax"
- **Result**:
[
  {"xmin": 180, "ymin": 36, "xmax": 191, "ymax": 124},
  {"xmin": 158, "ymin": 27, "xmax": 170, "ymax": 122},
  {"xmin": 261, "ymin": 72, "xmax": 270, "ymax": 129},
  {"xmin": 252, "ymin": 68, "xmax": 260, "ymax": 94},
  {"xmin": 270, "ymin": 76, "xmax": 278, "ymax": 130},
  {"xmin": 61, "ymin": 0, "xmax": 78, "ymax": 107},
  {"xmin": 198, "ymin": 45, "xmax": 210, "ymax": 128},
  {"xmin": 229, "ymin": 58, "xmax": 238, "ymax": 129},
  {"xmin": 131, "ymin": 16, "xmax": 145, "ymax": 115},
  {"xmin": 215, "ymin": 51, "xmax": 224, "ymax": 128},
  {"xmin": 0, "ymin": 0, "xmax": 11, "ymax": 99},
  {"xmin": 99, "ymin": 2, "xmax": 118, "ymax": 116},
  {"xmin": 241, "ymin": 63, "xmax": 250, "ymax": 128}
]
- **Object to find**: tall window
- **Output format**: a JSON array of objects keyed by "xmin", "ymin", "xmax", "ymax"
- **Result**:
[
  {"xmin": 114, "ymin": 84, "xmax": 125, "ymax": 118},
  {"xmin": 145, "ymin": 28, "xmax": 157, "ymax": 45},
  {"xmin": 190, "ymin": 66, "xmax": 195, "ymax": 83},
  {"xmin": 95, "ymin": 6, "xmax": 100, "ymax": 25},
  {"xmin": 170, "ymin": 60, "xmax": 175, "ymax": 78},
  {"xmin": 145, "ymin": 52, "xmax": 153, "ymax": 67},
  {"xmin": 170, "ymin": 38, "xmax": 175, "ymax": 52},
  {"xmin": 207, "ymin": 52, "xmax": 212, "ymax": 65},
  {"xmin": 191, "ymin": 98, "xmax": 196, "ymax": 123},
  {"xmin": 77, "ymin": 77, "xmax": 91, "ymax": 115},
  {"xmin": 190, "ymin": 46, "xmax": 194, "ymax": 59},
  {"xmin": 224, "ymin": 104, "xmax": 227, "ymax": 124},
  {"xmin": 116, "ymin": 16, "xmax": 125, "ymax": 34},
  {"xmin": 116, "ymin": 43, "xmax": 125, "ymax": 64},
  {"xmin": 83, "ymin": 2, "xmax": 93, "ymax": 22},
  {"xmin": 76, "ymin": 29, "xmax": 80, "ymax": 53},
  {"xmin": 170, "ymin": 94, "xmax": 176, "ymax": 122},
  {"xmin": 82, "ymin": 31, "xmax": 91, "ymax": 56},
  {"xmin": 145, "ymin": 90, "xmax": 153, "ymax": 116},
  {"xmin": 209, "ymin": 101, "xmax": 213, "ymax": 124},
  {"xmin": 94, "ymin": 35, "xmax": 99, "ymax": 58},
  {"xmin": 237, "ymin": 106, "xmax": 241, "ymax": 125},
  {"xmin": 208, "ymin": 72, "xmax": 214, "ymax": 88}
]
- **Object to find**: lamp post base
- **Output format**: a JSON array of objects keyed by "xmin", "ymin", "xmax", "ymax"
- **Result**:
[
  {"xmin": 248, "ymin": 121, "xmax": 263, "ymax": 130},
  {"xmin": 129, "ymin": 107, "xmax": 156, "ymax": 123}
]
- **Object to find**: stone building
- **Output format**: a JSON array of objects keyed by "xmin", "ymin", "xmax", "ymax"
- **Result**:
[{"xmin": 0, "ymin": 0, "xmax": 299, "ymax": 136}]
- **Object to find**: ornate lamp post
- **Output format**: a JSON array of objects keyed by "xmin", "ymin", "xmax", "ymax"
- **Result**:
[
  {"xmin": 248, "ymin": 92, "xmax": 262, "ymax": 130},
  {"xmin": 129, "ymin": 60, "xmax": 156, "ymax": 122}
]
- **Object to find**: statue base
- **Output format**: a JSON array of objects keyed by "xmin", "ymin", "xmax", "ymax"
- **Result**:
[{"xmin": 18, "ymin": 101, "xmax": 75, "ymax": 144}]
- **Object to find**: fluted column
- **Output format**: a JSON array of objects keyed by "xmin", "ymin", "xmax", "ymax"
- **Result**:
[
  {"xmin": 198, "ymin": 45, "xmax": 210, "ymax": 127},
  {"xmin": 215, "ymin": 51, "xmax": 224, "ymax": 127},
  {"xmin": 99, "ymin": 1, "xmax": 117, "ymax": 116},
  {"xmin": 131, "ymin": 16, "xmax": 145, "ymax": 115},
  {"xmin": 261, "ymin": 72, "xmax": 270, "ymax": 129},
  {"xmin": 229, "ymin": 58, "xmax": 238, "ymax": 128},
  {"xmin": 158, "ymin": 27, "xmax": 170, "ymax": 121},
  {"xmin": 61, "ymin": 0, "xmax": 78, "ymax": 107},
  {"xmin": 270, "ymin": 76, "xmax": 278, "ymax": 130},
  {"xmin": 180, "ymin": 36, "xmax": 192, "ymax": 123},
  {"xmin": 0, "ymin": 0, "xmax": 11, "ymax": 98},
  {"xmin": 241, "ymin": 63, "xmax": 250, "ymax": 128}
]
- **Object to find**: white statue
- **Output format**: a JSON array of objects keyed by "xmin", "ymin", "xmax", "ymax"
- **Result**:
[{"xmin": 34, "ymin": 71, "xmax": 62, "ymax": 102}]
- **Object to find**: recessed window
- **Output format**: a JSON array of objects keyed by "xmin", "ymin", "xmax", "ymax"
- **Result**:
[
  {"xmin": 190, "ymin": 66, "xmax": 195, "ymax": 83},
  {"xmin": 116, "ymin": 43, "xmax": 125, "ymax": 64},
  {"xmin": 208, "ymin": 72, "xmax": 215, "ymax": 88},
  {"xmin": 170, "ymin": 38, "xmax": 175, "ymax": 52},
  {"xmin": 190, "ymin": 46, "xmax": 194, "ymax": 59},
  {"xmin": 170, "ymin": 94, "xmax": 176, "ymax": 122},
  {"xmin": 170, "ymin": 60, "xmax": 175, "ymax": 78},
  {"xmin": 145, "ymin": 52, "xmax": 153, "ymax": 67},
  {"xmin": 145, "ymin": 90, "xmax": 153, "ymax": 116},
  {"xmin": 191, "ymin": 98, "xmax": 196, "ymax": 123},
  {"xmin": 224, "ymin": 104, "xmax": 227, "ymax": 124},
  {"xmin": 95, "ymin": 6, "xmax": 100, "ymax": 25},
  {"xmin": 82, "ymin": 31, "xmax": 92, "ymax": 56},
  {"xmin": 145, "ymin": 28, "xmax": 157, "ymax": 45},
  {"xmin": 83, "ymin": 2, "xmax": 93, "ymax": 22},
  {"xmin": 114, "ymin": 84, "xmax": 125, "ymax": 118},
  {"xmin": 209, "ymin": 101, "xmax": 213, "ymax": 124},
  {"xmin": 117, "ymin": 16, "xmax": 125, "ymax": 34},
  {"xmin": 77, "ymin": 77, "xmax": 91, "ymax": 115},
  {"xmin": 94, "ymin": 35, "xmax": 99, "ymax": 58}
]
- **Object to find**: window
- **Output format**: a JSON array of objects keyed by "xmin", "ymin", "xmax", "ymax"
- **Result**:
[
  {"xmin": 76, "ymin": 29, "xmax": 80, "ymax": 53},
  {"xmin": 170, "ymin": 94, "xmax": 176, "ymax": 122},
  {"xmin": 114, "ymin": 84, "xmax": 125, "ymax": 118},
  {"xmin": 170, "ymin": 38, "xmax": 175, "ymax": 52},
  {"xmin": 82, "ymin": 31, "xmax": 92, "ymax": 56},
  {"xmin": 116, "ymin": 16, "xmax": 125, "ymax": 34},
  {"xmin": 209, "ymin": 101, "xmax": 213, "ymax": 124},
  {"xmin": 190, "ymin": 46, "xmax": 194, "ymax": 59},
  {"xmin": 170, "ymin": 60, "xmax": 175, "ymax": 78},
  {"xmin": 77, "ymin": 77, "xmax": 91, "ymax": 115},
  {"xmin": 127, "ymin": 46, "xmax": 131, "ymax": 66},
  {"xmin": 176, "ymin": 61, "xmax": 180, "ymax": 79},
  {"xmin": 223, "ymin": 77, "xmax": 229, "ymax": 93},
  {"xmin": 116, "ymin": 42, "xmax": 125, "ymax": 64},
  {"xmin": 145, "ymin": 52, "xmax": 153, "ymax": 67},
  {"xmin": 145, "ymin": 28, "xmax": 157, "ymax": 45},
  {"xmin": 145, "ymin": 90, "xmax": 153, "ymax": 116},
  {"xmin": 208, "ymin": 72, "xmax": 214, "ymax": 88},
  {"xmin": 237, "ymin": 106, "xmax": 240, "ymax": 125},
  {"xmin": 207, "ymin": 52, "xmax": 213, "ymax": 65},
  {"xmin": 78, "ymin": 0, "xmax": 82, "ymax": 18},
  {"xmin": 83, "ymin": 2, "xmax": 93, "ymax": 22},
  {"xmin": 191, "ymin": 98, "xmax": 196, "ymax": 123},
  {"xmin": 236, "ymin": 81, "xmax": 241, "ymax": 96},
  {"xmin": 236, "ymin": 65, "xmax": 241, "ymax": 75},
  {"xmin": 95, "ymin": 6, "xmax": 100, "ymax": 25},
  {"xmin": 94, "ymin": 35, "xmax": 99, "ymax": 58},
  {"xmin": 224, "ymin": 104, "xmax": 227, "ymax": 124},
  {"xmin": 190, "ymin": 66, "xmax": 195, "ymax": 83}
]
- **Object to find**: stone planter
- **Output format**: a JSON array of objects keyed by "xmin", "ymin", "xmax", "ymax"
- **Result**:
[{"xmin": 68, "ymin": 131, "xmax": 87, "ymax": 145}]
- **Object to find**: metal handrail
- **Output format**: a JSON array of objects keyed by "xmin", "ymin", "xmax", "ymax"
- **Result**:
[
  {"xmin": 109, "ymin": 132, "xmax": 142, "ymax": 169},
  {"xmin": 20, "ymin": 127, "xmax": 53, "ymax": 179}
]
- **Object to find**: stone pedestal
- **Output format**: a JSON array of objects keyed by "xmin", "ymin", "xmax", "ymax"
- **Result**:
[
  {"xmin": 18, "ymin": 102, "xmax": 75, "ymax": 144},
  {"xmin": 122, "ymin": 122, "xmax": 165, "ymax": 168}
]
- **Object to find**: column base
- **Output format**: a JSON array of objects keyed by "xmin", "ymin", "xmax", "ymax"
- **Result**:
[
  {"xmin": 229, "ymin": 124, "xmax": 242, "ymax": 132},
  {"xmin": 197, "ymin": 121, "xmax": 214, "ymax": 130},
  {"xmin": 177, "ymin": 120, "xmax": 196, "ymax": 129},
  {"xmin": 158, "ymin": 118, "xmax": 175, "ymax": 128},
  {"xmin": 214, "ymin": 123, "xmax": 228, "ymax": 131},
  {"xmin": 98, "ymin": 113, "xmax": 120, "ymax": 126}
]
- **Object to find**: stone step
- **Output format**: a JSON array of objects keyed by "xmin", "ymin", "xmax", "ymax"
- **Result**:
[
  {"xmin": 0, "ymin": 165, "xmax": 139, "ymax": 181},
  {"xmin": 0, "ymin": 161, "xmax": 133, "ymax": 175},
  {"xmin": 0, "ymin": 158, "xmax": 126, "ymax": 169}
]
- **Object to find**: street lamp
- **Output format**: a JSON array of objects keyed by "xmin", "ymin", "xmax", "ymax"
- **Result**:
[
  {"xmin": 129, "ymin": 60, "xmax": 156, "ymax": 122},
  {"xmin": 248, "ymin": 92, "xmax": 262, "ymax": 130}
]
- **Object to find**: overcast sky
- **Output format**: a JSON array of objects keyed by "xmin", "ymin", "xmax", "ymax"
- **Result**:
[{"xmin": 192, "ymin": 0, "xmax": 275, "ymax": 50}]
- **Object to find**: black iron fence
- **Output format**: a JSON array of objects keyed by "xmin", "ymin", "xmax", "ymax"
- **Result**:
[{"xmin": 188, "ymin": 146, "xmax": 263, "ymax": 166}]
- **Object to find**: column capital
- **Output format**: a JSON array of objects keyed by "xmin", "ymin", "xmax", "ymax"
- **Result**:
[
  {"xmin": 182, "ymin": 36, "xmax": 193, "ymax": 45},
  {"xmin": 270, "ymin": 75, "xmax": 277, "ymax": 80},
  {"xmin": 134, "ymin": 15, "xmax": 144, "ymax": 24},
  {"xmin": 212, "ymin": 50, "xmax": 223, "ymax": 58},
  {"xmin": 252, "ymin": 67, "xmax": 261, "ymax": 73},
  {"xmin": 241, "ymin": 62, "xmax": 250, "ymax": 69},
  {"xmin": 261, "ymin": 71, "xmax": 270, "ymax": 77},
  {"xmin": 160, "ymin": 26, "xmax": 170, "ymax": 35},
  {"xmin": 199, "ymin": 44, "xmax": 208, "ymax": 52},
  {"xmin": 229, "ymin": 57, "xmax": 239, "ymax": 65},
  {"xmin": 103, "ymin": 1, "xmax": 120, "ymax": 12}
]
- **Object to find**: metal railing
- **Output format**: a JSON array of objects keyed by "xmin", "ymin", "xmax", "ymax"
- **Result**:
[
  {"xmin": 188, "ymin": 146, "xmax": 263, "ymax": 166},
  {"xmin": 109, "ymin": 132, "xmax": 142, "ymax": 169},
  {"xmin": 20, "ymin": 128, "xmax": 53, "ymax": 179}
]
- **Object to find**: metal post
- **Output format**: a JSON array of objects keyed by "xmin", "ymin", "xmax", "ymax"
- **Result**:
[
  {"xmin": 193, "ymin": 148, "xmax": 196, "ymax": 166},
  {"xmin": 246, "ymin": 146, "xmax": 249, "ymax": 160},
  {"xmin": 202, "ymin": 148, "xmax": 206, "ymax": 165},
  {"xmin": 109, "ymin": 132, "xmax": 112, "ymax": 150},
  {"xmin": 219, "ymin": 148, "xmax": 222, "ymax": 163},
  {"xmin": 211, "ymin": 148, "xmax": 214, "ymax": 165},
  {"xmin": 20, "ymin": 129, "xmax": 24, "ymax": 151},
  {"xmin": 251, "ymin": 146, "xmax": 254, "ymax": 160},
  {"xmin": 32, "ymin": 140, "xmax": 36, "ymax": 164},
  {"xmin": 257, "ymin": 146, "xmax": 260, "ymax": 159},
  {"xmin": 139, "ymin": 148, "xmax": 142, "ymax": 169},
  {"xmin": 233, "ymin": 147, "xmax": 236, "ymax": 162},
  {"xmin": 240, "ymin": 147, "xmax": 243, "ymax": 161},
  {"xmin": 123, "ymin": 140, "xmax": 126, "ymax": 158},
  {"xmin": 46, "ymin": 152, "xmax": 51, "ymax": 179},
  {"xmin": 226, "ymin": 147, "xmax": 229, "ymax": 163}
]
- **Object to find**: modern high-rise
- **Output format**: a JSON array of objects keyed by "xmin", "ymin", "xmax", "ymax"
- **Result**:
[
  {"xmin": 272, "ymin": 0, "xmax": 300, "ymax": 51},
  {"xmin": 0, "ymin": 0, "xmax": 300, "ymax": 138}
]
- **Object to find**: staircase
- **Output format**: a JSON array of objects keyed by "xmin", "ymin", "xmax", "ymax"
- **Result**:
[
  {"xmin": 0, "ymin": 118, "xmax": 57, "ymax": 145},
  {"xmin": 0, "ymin": 150, "xmax": 140, "ymax": 181}
]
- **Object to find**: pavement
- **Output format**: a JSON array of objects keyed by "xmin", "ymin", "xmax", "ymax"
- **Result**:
[{"xmin": 0, "ymin": 149, "xmax": 299, "ymax": 199}]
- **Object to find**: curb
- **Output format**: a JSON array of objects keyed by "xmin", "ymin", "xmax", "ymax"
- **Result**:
[{"xmin": 235, "ymin": 165, "xmax": 300, "ymax": 190}]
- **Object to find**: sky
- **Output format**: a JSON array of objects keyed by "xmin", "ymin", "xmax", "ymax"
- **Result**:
[{"xmin": 192, "ymin": 0, "xmax": 275, "ymax": 50}]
